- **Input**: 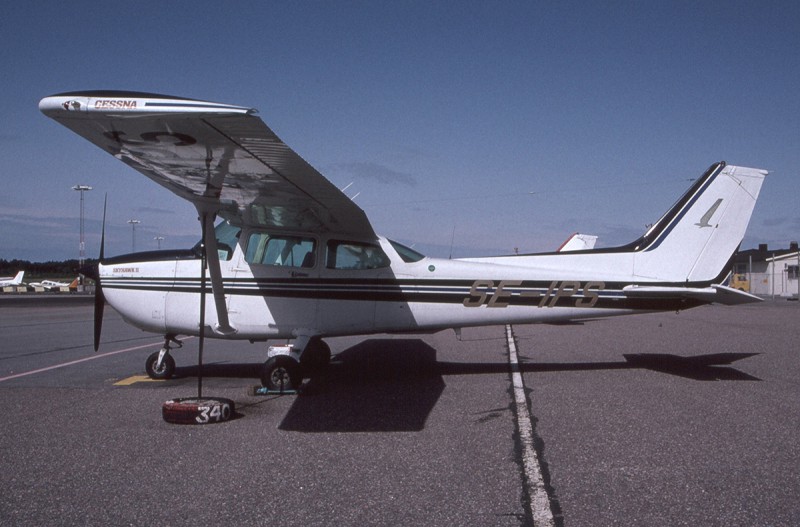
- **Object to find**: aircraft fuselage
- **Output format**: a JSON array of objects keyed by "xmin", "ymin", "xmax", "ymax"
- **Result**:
[{"xmin": 99, "ymin": 233, "xmax": 701, "ymax": 343}]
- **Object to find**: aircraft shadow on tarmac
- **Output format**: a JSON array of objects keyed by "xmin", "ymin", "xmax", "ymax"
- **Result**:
[
  {"xmin": 280, "ymin": 339, "xmax": 446, "ymax": 433},
  {"xmin": 173, "ymin": 340, "xmax": 759, "ymax": 433}
]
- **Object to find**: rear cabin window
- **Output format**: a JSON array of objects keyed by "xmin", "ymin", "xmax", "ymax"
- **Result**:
[
  {"xmin": 245, "ymin": 233, "xmax": 316, "ymax": 268},
  {"xmin": 388, "ymin": 239, "xmax": 425, "ymax": 263},
  {"xmin": 326, "ymin": 240, "xmax": 390, "ymax": 270}
]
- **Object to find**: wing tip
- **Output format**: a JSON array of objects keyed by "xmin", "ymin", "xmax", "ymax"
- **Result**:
[{"xmin": 40, "ymin": 91, "xmax": 255, "ymax": 117}]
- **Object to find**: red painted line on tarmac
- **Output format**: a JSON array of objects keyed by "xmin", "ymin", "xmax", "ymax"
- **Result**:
[{"xmin": 0, "ymin": 340, "xmax": 169, "ymax": 383}]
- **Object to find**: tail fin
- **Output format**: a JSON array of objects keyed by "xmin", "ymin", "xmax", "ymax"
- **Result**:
[
  {"xmin": 632, "ymin": 162, "xmax": 767, "ymax": 283},
  {"xmin": 12, "ymin": 271, "xmax": 24, "ymax": 285}
]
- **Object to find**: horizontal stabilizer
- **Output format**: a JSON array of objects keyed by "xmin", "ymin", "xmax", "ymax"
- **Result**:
[{"xmin": 623, "ymin": 284, "xmax": 762, "ymax": 306}]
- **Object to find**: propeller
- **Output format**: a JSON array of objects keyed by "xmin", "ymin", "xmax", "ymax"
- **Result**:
[{"xmin": 93, "ymin": 195, "xmax": 107, "ymax": 351}]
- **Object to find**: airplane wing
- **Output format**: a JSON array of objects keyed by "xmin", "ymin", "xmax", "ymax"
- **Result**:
[
  {"xmin": 41, "ymin": 91, "xmax": 377, "ymax": 336},
  {"xmin": 39, "ymin": 91, "xmax": 375, "ymax": 238}
]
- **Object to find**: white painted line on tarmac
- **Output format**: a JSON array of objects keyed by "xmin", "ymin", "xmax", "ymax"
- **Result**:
[
  {"xmin": 0, "ymin": 341, "xmax": 164, "ymax": 383},
  {"xmin": 506, "ymin": 324, "xmax": 555, "ymax": 527}
]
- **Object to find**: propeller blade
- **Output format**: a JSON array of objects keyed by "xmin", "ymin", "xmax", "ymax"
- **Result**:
[
  {"xmin": 99, "ymin": 194, "xmax": 106, "ymax": 261},
  {"xmin": 93, "ymin": 195, "xmax": 107, "ymax": 352},
  {"xmin": 93, "ymin": 279, "xmax": 105, "ymax": 352}
]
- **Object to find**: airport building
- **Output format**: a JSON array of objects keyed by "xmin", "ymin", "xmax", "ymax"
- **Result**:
[{"xmin": 731, "ymin": 242, "xmax": 800, "ymax": 298}]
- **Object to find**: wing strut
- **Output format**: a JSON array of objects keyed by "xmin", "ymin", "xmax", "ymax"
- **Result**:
[{"xmin": 198, "ymin": 208, "xmax": 237, "ymax": 336}]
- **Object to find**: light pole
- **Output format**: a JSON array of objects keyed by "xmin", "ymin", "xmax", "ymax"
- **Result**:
[
  {"xmin": 128, "ymin": 219, "xmax": 140, "ymax": 252},
  {"xmin": 154, "ymin": 236, "xmax": 164, "ymax": 249},
  {"xmin": 72, "ymin": 185, "xmax": 92, "ymax": 285}
]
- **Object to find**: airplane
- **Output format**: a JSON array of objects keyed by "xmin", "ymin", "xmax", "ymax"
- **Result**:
[
  {"xmin": 40, "ymin": 91, "xmax": 767, "ymax": 393},
  {"xmin": 0, "ymin": 271, "xmax": 25, "ymax": 288},
  {"xmin": 29, "ymin": 278, "xmax": 77, "ymax": 291}
]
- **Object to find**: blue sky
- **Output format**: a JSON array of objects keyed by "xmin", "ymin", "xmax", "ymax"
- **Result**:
[{"xmin": 2, "ymin": 1, "xmax": 798, "ymax": 261}]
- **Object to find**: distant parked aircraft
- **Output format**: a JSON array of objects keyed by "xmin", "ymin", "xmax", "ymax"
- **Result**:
[
  {"xmin": 29, "ymin": 278, "xmax": 77, "ymax": 291},
  {"xmin": 0, "ymin": 271, "xmax": 25, "ymax": 287}
]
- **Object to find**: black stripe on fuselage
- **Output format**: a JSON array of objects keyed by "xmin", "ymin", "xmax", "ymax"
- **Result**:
[{"xmin": 101, "ymin": 276, "xmax": 707, "ymax": 311}]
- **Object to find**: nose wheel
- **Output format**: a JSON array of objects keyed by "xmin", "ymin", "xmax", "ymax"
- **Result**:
[{"xmin": 145, "ymin": 336, "xmax": 181, "ymax": 380}]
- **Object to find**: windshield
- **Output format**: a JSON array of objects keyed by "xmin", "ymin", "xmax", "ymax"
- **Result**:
[{"xmin": 192, "ymin": 220, "xmax": 242, "ymax": 260}]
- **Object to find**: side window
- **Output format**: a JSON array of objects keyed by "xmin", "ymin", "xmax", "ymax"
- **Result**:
[
  {"xmin": 245, "ymin": 233, "xmax": 316, "ymax": 268},
  {"xmin": 326, "ymin": 240, "xmax": 390, "ymax": 270}
]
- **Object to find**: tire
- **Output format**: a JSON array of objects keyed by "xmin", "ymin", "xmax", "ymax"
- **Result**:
[
  {"xmin": 261, "ymin": 355, "xmax": 302, "ymax": 392},
  {"xmin": 162, "ymin": 397, "xmax": 235, "ymax": 425},
  {"xmin": 300, "ymin": 339, "xmax": 331, "ymax": 374},
  {"xmin": 145, "ymin": 351, "xmax": 176, "ymax": 380}
]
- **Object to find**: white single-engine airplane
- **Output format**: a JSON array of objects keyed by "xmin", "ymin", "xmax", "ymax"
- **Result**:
[
  {"xmin": 0, "ymin": 271, "xmax": 25, "ymax": 288},
  {"xmin": 40, "ymin": 91, "xmax": 767, "ymax": 392},
  {"xmin": 29, "ymin": 278, "xmax": 77, "ymax": 291}
]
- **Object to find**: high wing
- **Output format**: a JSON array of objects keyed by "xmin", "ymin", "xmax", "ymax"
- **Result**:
[{"xmin": 39, "ymin": 91, "xmax": 375, "ymax": 238}]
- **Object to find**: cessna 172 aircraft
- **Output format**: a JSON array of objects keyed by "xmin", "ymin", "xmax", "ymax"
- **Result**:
[{"xmin": 40, "ymin": 91, "xmax": 767, "ymax": 392}]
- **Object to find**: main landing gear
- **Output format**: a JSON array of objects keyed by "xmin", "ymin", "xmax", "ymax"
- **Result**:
[
  {"xmin": 145, "ymin": 335, "xmax": 182, "ymax": 380},
  {"xmin": 260, "ymin": 337, "xmax": 331, "ymax": 392},
  {"xmin": 143, "ymin": 334, "xmax": 331, "ymax": 391}
]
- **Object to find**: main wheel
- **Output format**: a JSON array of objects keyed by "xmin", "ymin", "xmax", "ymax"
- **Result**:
[
  {"xmin": 300, "ymin": 339, "xmax": 332, "ymax": 374},
  {"xmin": 261, "ymin": 355, "xmax": 302, "ymax": 392},
  {"xmin": 145, "ymin": 351, "xmax": 176, "ymax": 380}
]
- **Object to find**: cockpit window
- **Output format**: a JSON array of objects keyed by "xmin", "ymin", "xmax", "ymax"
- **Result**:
[
  {"xmin": 389, "ymin": 239, "xmax": 425, "ymax": 263},
  {"xmin": 245, "ymin": 233, "xmax": 316, "ymax": 268},
  {"xmin": 192, "ymin": 220, "xmax": 241, "ymax": 261},
  {"xmin": 326, "ymin": 240, "xmax": 390, "ymax": 270}
]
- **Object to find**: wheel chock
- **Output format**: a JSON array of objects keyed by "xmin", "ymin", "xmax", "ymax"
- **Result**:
[{"xmin": 247, "ymin": 385, "xmax": 300, "ymax": 396}]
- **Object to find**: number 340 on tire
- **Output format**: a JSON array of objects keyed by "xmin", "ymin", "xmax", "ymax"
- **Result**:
[{"xmin": 196, "ymin": 403, "xmax": 231, "ymax": 424}]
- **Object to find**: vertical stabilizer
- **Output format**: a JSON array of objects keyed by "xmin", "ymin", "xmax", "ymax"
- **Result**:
[{"xmin": 632, "ymin": 163, "xmax": 767, "ymax": 283}]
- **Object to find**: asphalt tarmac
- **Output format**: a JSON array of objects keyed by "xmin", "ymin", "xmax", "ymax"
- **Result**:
[{"xmin": 0, "ymin": 297, "xmax": 798, "ymax": 526}]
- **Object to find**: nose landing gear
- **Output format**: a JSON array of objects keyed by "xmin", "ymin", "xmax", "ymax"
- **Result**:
[{"xmin": 145, "ymin": 335, "xmax": 182, "ymax": 380}]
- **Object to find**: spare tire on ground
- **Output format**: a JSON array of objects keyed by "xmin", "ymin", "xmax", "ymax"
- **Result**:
[{"xmin": 162, "ymin": 397, "xmax": 235, "ymax": 425}]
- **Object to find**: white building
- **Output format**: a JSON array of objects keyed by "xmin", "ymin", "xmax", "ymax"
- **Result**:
[{"xmin": 764, "ymin": 252, "xmax": 800, "ymax": 298}]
